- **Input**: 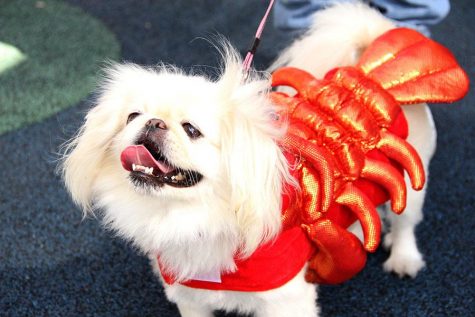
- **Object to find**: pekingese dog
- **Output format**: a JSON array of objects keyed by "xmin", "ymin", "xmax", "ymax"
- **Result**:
[
  {"xmin": 62, "ymin": 3, "xmax": 435, "ymax": 316},
  {"xmin": 62, "ymin": 50, "xmax": 303, "ymax": 316}
]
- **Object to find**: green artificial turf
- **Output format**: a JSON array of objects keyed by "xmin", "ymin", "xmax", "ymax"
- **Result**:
[{"xmin": 0, "ymin": 0, "xmax": 120, "ymax": 135}]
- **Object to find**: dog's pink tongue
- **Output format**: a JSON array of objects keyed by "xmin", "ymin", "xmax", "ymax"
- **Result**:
[{"xmin": 120, "ymin": 145, "xmax": 174, "ymax": 173}]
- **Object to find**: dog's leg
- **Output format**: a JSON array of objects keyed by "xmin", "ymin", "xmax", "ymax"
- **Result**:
[
  {"xmin": 256, "ymin": 287, "xmax": 319, "ymax": 317},
  {"xmin": 176, "ymin": 303, "xmax": 213, "ymax": 317},
  {"xmin": 382, "ymin": 103, "xmax": 436, "ymax": 278},
  {"xmin": 147, "ymin": 256, "xmax": 214, "ymax": 317},
  {"xmin": 256, "ymin": 268, "xmax": 319, "ymax": 317}
]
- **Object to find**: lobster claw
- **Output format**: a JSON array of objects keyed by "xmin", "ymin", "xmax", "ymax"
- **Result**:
[{"xmin": 303, "ymin": 219, "xmax": 367, "ymax": 284}]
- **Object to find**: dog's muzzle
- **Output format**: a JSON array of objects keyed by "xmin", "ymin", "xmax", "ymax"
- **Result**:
[{"xmin": 120, "ymin": 119, "xmax": 203, "ymax": 188}]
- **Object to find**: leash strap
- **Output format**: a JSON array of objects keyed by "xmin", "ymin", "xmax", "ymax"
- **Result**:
[{"xmin": 243, "ymin": 0, "xmax": 275, "ymax": 72}]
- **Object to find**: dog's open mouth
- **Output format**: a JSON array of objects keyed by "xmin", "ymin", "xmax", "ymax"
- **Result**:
[{"xmin": 120, "ymin": 140, "xmax": 203, "ymax": 188}]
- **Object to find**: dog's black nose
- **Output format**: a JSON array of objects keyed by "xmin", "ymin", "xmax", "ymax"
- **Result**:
[{"xmin": 146, "ymin": 118, "xmax": 167, "ymax": 130}]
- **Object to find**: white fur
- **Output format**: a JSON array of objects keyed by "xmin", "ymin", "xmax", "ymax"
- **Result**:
[
  {"xmin": 62, "ymin": 3, "xmax": 435, "ymax": 316},
  {"xmin": 276, "ymin": 2, "xmax": 433, "ymax": 279},
  {"xmin": 61, "ymin": 43, "xmax": 299, "ymax": 315},
  {"xmin": 270, "ymin": 2, "xmax": 394, "ymax": 76}
]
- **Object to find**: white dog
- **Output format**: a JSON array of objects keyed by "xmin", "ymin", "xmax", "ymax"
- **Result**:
[{"xmin": 62, "ymin": 3, "xmax": 435, "ymax": 316}]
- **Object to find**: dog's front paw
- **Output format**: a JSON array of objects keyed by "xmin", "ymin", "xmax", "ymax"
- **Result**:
[{"xmin": 383, "ymin": 249, "xmax": 426, "ymax": 278}]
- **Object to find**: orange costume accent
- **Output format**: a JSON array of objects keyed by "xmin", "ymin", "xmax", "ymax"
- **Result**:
[
  {"xmin": 272, "ymin": 28, "xmax": 468, "ymax": 284},
  {"xmin": 160, "ymin": 28, "xmax": 469, "ymax": 290}
]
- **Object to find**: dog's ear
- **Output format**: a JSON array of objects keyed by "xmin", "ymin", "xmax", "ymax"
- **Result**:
[
  {"xmin": 61, "ymin": 100, "xmax": 122, "ymax": 213},
  {"xmin": 60, "ymin": 64, "xmax": 140, "ymax": 213},
  {"xmin": 218, "ymin": 47, "xmax": 293, "ymax": 256}
]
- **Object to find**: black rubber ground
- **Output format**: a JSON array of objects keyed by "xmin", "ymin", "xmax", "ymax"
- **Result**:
[{"xmin": 1, "ymin": 1, "xmax": 473, "ymax": 316}]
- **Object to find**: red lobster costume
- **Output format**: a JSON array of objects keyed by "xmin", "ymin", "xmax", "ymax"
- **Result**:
[{"xmin": 160, "ymin": 28, "xmax": 469, "ymax": 290}]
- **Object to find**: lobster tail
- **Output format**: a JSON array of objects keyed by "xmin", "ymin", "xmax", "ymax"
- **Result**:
[{"xmin": 357, "ymin": 28, "xmax": 469, "ymax": 104}]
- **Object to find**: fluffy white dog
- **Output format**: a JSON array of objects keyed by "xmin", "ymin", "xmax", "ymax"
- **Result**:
[{"xmin": 62, "ymin": 3, "xmax": 434, "ymax": 316}]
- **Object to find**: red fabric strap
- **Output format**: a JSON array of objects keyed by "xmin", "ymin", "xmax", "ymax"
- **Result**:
[{"xmin": 159, "ymin": 226, "xmax": 314, "ymax": 292}]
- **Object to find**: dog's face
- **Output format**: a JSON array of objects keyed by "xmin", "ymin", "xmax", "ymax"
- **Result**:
[
  {"xmin": 61, "ymin": 53, "xmax": 291, "ymax": 260},
  {"xmin": 112, "ymin": 69, "xmax": 225, "ymax": 200}
]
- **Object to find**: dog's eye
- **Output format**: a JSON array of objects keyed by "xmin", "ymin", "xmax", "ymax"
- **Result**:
[
  {"xmin": 182, "ymin": 122, "xmax": 202, "ymax": 139},
  {"xmin": 127, "ymin": 112, "xmax": 141, "ymax": 124}
]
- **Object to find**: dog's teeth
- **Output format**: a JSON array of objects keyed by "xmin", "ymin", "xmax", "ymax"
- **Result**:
[
  {"xmin": 132, "ymin": 164, "xmax": 153, "ymax": 174},
  {"xmin": 175, "ymin": 172, "xmax": 184, "ymax": 181}
]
